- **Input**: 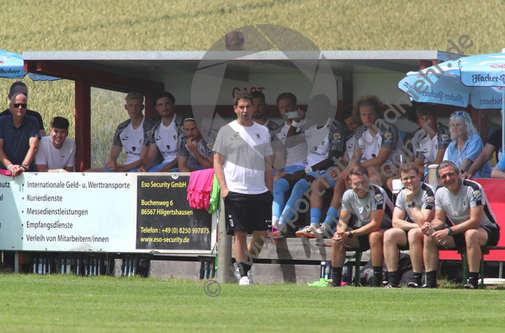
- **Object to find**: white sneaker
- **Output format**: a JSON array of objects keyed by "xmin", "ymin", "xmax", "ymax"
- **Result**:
[
  {"xmin": 239, "ymin": 276, "xmax": 250, "ymax": 285},
  {"xmin": 295, "ymin": 225, "xmax": 319, "ymax": 238},
  {"xmin": 238, "ymin": 271, "xmax": 255, "ymax": 286},
  {"xmin": 310, "ymin": 223, "xmax": 334, "ymax": 239}
]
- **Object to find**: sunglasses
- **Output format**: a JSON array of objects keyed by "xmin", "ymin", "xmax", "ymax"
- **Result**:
[
  {"xmin": 451, "ymin": 111, "xmax": 469, "ymax": 118},
  {"xmin": 14, "ymin": 103, "xmax": 27, "ymax": 108}
]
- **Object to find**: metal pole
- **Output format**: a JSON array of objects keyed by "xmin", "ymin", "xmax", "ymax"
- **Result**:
[
  {"xmin": 14, "ymin": 251, "xmax": 19, "ymax": 273},
  {"xmin": 217, "ymin": 196, "xmax": 232, "ymax": 283}
]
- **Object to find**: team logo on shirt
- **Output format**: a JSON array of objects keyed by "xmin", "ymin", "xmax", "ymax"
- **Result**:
[
  {"xmin": 426, "ymin": 196, "xmax": 434, "ymax": 203},
  {"xmin": 441, "ymin": 134, "xmax": 450, "ymax": 143},
  {"xmin": 331, "ymin": 133, "xmax": 341, "ymax": 144},
  {"xmin": 365, "ymin": 204, "xmax": 370, "ymax": 210},
  {"xmin": 173, "ymin": 135, "xmax": 177, "ymax": 141},
  {"xmin": 166, "ymin": 145, "xmax": 170, "ymax": 150},
  {"xmin": 132, "ymin": 146, "xmax": 136, "ymax": 152},
  {"xmin": 384, "ymin": 132, "xmax": 393, "ymax": 141},
  {"xmin": 374, "ymin": 194, "xmax": 384, "ymax": 205},
  {"xmin": 122, "ymin": 135, "xmax": 129, "ymax": 140},
  {"xmin": 462, "ymin": 201, "xmax": 467, "ymax": 208},
  {"xmin": 207, "ymin": 142, "xmax": 214, "ymax": 150},
  {"xmin": 473, "ymin": 190, "xmax": 482, "ymax": 200},
  {"xmin": 256, "ymin": 133, "xmax": 261, "ymax": 139}
]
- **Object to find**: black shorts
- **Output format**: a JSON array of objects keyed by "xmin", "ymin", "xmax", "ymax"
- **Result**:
[
  {"xmin": 396, "ymin": 229, "xmax": 410, "ymax": 250},
  {"xmin": 224, "ymin": 191, "xmax": 273, "ymax": 235},
  {"xmin": 452, "ymin": 224, "xmax": 501, "ymax": 248},
  {"xmin": 347, "ymin": 213, "xmax": 387, "ymax": 251},
  {"xmin": 356, "ymin": 234, "xmax": 371, "ymax": 251},
  {"xmin": 347, "ymin": 214, "xmax": 391, "ymax": 230}
]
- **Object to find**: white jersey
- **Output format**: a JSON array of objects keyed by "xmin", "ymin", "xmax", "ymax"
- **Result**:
[
  {"xmin": 214, "ymin": 121, "xmax": 273, "ymax": 195},
  {"xmin": 262, "ymin": 119, "xmax": 282, "ymax": 152},
  {"xmin": 35, "ymin": 136, "xmax": 76, "ymax": 169},
  {"xmin": 395, "ymin": 183, "xmax": 435, "ymax": 223},
  {"xmin": 413, "ymin": 122, "xmax": 451, "ymax": 164},
  {"xmin": 305, "ymin": 118, "xmax": 346, "ymax": 167},
  {"xmin": 435, "ymin": 179, "xmax": 497, "ymax": 227},
  {"xmin": 346, "ymin": 133, "xmax": 356, "ymax": 160},
  {"xmin": 149, "ymin": 115, "xmax": 183, "ymax": 164},
  {"xmin": 275, "ymin": 121, "xmax": 308, "ymax": 168},
  {"xmin": 113, "ymin": 117, "xmax": 155, "ymax": 165},
  {"xmin": 354, "ymin": 121, "xmax": 404, "ymax": 165},
  {"xmin": 341, "ymin": 183, "xmax": 394, "ymax": 229}
]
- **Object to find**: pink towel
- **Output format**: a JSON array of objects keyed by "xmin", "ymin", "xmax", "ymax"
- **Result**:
[{"xmin": 187, "ymin": 169, "xmax": 215, "ymax": 210}]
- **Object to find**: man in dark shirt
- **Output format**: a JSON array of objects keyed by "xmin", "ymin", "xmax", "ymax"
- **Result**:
[
  {"xmin": 0, "ymin": 93, "xmax": 40, "ymax": 174},
  {"xmin": 463, "ymin": 128, "xmax": 502, "ymax": 179},
  {"xmin": 1, "ymin": 81, "xmax": 45, "ymax": 136}
]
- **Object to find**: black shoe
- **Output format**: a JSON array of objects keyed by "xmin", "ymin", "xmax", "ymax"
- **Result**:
[
  {"xmin": 407, "ymin": 282, "xmax": 420, "ymax": 288},
  {"xmin": 329, "ymin": 281, "xmax": 340, "ymax": 287},
  {"xmin": 421, "ymin": 283, "xmax": 437, "ymax": 289},
  {"xmin": 463, "ymin": 283, "xmax": 478, "ymax": 289},
  {"xmin": 384, "ymin": 282, "xmax": 400, "ymax": 288}
]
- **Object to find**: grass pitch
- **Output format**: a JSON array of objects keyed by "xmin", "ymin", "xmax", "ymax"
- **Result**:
[{"xmin": 1, "ymin": 274, "xmax": 504, "ymax": 332}]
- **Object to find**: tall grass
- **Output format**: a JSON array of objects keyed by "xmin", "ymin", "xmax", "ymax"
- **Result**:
[
  {"xmin": 1, "ymin": 0, "xmax": 504, "ymax": 163},
  {"xmin": 90, "ymin": 88, "xmax": 128, "ymax": 167}
]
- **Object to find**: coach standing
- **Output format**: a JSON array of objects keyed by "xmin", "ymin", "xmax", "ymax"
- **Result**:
[{"xmin": 213, "ymin": 91, "xmax": 273, "ymax": 286}]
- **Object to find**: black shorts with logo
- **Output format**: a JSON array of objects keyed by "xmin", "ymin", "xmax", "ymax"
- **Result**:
[{"xmin": 224, "ymin": 191, "xmax": 273, "ymax": 235}]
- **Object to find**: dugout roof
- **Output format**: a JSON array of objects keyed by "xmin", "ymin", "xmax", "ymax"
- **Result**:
[{"xmin": 22, "ymin": 50, "xmax": 456, "ymax": 170}]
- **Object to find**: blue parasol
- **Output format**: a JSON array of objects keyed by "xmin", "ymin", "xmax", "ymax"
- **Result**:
[
  {"xmin": 0, "ymin": 49, "xmax": 60, "ymax": 81},
  {"xmin": 458, "ymin": 52, "xmax": 505, "ymax": 150},
  {"xmin": 398, "ymin": 59, "xmax": 503, "ymax": 110}
]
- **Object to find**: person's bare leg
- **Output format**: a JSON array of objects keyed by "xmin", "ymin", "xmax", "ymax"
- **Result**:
[
  {"xmin": 368, "ymin": 166, "xmax": 396, "ymax": 187},
  {"xmin": 248, "ymin": 230, "xmax": 268, "ymax": 259},
  {"xmin": 423, "ymin": 235, "xmax": 439, "ymax": 272},
  {"xmin": 369, "ymin": 230, "xmax": 385, "ymax": 267},
  {"xmin": 384, "ymin": 229, "xmax": 407, "ymax": 272},
  {"xmin": 408, "ymin": 229, "xmax": 425, "ymax": 273},
  {"xmin": 465, "ymin": 228, "xmax": 488, "ymax": 273},
  {"xmin": 234, "ymin": 231, "xmax": 249, "ymax": 264}
]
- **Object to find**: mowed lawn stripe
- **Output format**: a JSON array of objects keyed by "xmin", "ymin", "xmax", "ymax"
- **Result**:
[{"xmin": 1, "ymin": 274, "xmax": 505, "ymax": 332}]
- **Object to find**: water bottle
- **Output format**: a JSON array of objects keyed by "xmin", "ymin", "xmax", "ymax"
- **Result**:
[{"xmin": 429, "ymin": 226, "xmax": 447, "ymax": 246}]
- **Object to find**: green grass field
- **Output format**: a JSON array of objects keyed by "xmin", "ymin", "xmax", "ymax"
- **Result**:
[{"xmin": 1, "ymin": 274, "xmax": 504, "ymax": 332}]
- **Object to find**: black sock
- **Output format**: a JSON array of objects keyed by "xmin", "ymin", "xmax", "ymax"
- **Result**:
[
  {"xmin": 332, "ymin": 267, "xmax": 343, "ymax": 285},
  {"xmin": 426, "ymin": 270, "xmax": 437, "ymax": 287},
  {"xmin": 413, "ymin": 272, "xmax": 422, "ymax": 285},
  {"xmin": 373, "ymin": 266, "xmax": 383, "ymax": 287},
  {"xmin": 468, "ymin": 272, "xmax": 479, "ymax": 288},
  {"xmin": 388, "ymin": 271, "xmax": 398, "ymax": 286},
  {"xmin": 236, "ymin": 261, "xmax": 252, "ymax": 277}
]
